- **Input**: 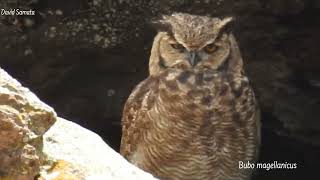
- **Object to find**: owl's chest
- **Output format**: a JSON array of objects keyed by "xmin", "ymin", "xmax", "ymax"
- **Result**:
[
  {"xmin": 155, "ymin": 72, "xmax": 256, "ymax": 144},
  {"xmin": 134, "ymin": 72, "xmax": 257, "ymax": 180},
  {"xmin": 157, "ymin": 70, "xmax": 245, "ymax": 115}
]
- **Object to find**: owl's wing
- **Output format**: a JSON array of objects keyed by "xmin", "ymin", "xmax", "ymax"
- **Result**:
[{"xmin": 120, "ymin": 76, "xmax": 158, "ymax": 159}]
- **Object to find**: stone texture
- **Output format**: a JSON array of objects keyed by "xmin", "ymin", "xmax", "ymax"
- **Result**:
[
  {"xmin": 40, "ymin": 117, "xmax": 157, "ymax": 180},
  {"xmin": 0, "ymin": 68, "xmax": 57, "ymax": 180},
  {"xmin": 0, "ymin": 67, "xmax": 156, "ymax": 179}
]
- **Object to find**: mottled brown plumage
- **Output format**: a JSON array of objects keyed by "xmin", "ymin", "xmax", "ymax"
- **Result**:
[{"xmin": 120, "ymin": 13, "xmax": 260, "ymax": 180}]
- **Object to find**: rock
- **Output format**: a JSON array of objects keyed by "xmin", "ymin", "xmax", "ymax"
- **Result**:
[
  {"xmin": 0, "ymin": 67, "xmax": 156, "ymax": 179},
  {"xmin": 40, "ymin": 117, "xmax": 157, "ymax": 180},
  {"xmin": 0, "ymin": 68, "xmax": 57, "ymax": 179}
]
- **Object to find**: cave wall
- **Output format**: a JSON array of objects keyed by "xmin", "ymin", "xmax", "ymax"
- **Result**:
[{"xmin": 0, "ymin": 0, "xmax": 320, "ymax": 151}]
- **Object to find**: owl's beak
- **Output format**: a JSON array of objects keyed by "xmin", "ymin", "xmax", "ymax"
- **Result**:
[{"xmin": 189, "ymin": 51, "xmax": 200, "ymax": 67}]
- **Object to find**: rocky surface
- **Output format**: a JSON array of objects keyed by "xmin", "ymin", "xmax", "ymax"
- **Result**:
[
  {"xmin": 0, "ymin": 67, "xmax": 156, "ymax": 180},
  {"xmin": 0, "ymin": 68, "xmax": 56, "ymax": 179},
  {"xmin": 40, "ymin": 117, "xmax": 156, "ymax": 180}
]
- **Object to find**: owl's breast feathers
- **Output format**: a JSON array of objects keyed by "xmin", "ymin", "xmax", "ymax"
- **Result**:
[{"xmin": 120, "ymin": 69, "xmax": 260, "ymax": 180}]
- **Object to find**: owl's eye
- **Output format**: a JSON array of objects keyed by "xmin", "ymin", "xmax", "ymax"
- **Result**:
[
  {"xmin": 204, "ymin": 43, "xmax": 218, "ymax": 53},
  {"xmin": 170, "ymin": 43, "xmax": 185, "ymax": 50}
]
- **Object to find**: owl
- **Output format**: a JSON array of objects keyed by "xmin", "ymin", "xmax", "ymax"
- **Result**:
[{"xmin": 120, "ymin": 13, "xmax": 260, "ymax": 180}]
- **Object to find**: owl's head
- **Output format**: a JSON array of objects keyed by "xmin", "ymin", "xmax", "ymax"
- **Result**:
[{"xmin": 149, "ymin": 13, "xmax": 243, "ymax": 76}]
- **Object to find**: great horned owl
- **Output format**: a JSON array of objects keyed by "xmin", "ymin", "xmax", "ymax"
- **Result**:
[{"xmin": 120, "ymin": 13, "xmax": 260, "ymax": 180}]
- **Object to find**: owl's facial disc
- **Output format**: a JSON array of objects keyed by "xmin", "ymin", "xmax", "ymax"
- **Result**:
[
  {"xmin": 149, "ymin": 14, "xmax": 236, "ymax": 76},
  {"xmin": 169, "ymin": 38, "xmax": 220, "ymax": 68},
  {"xmin": 169, "ymin": 40, "xmax": 201, "ymax": 67},
  {"xmin": 159, "ymin": 31, "xmax": 230, "ymax": 72}
]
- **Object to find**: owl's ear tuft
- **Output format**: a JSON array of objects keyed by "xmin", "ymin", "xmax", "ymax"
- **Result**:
[
  {"xmin": 150, "ymin": 16, "xmax": 173, "ymax": 34},
  {"xmin": 217, "ymin": 16, "xmax": 235, "ymax": 34}
]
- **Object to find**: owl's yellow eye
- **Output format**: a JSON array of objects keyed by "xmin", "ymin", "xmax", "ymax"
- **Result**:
[
  {"xmin": 204, "ymin": 43, "xmax": 218, "ymax": 53},
  {"xmin": 170, "ymin": 43, "xmax": 185, "ymax": 50}
]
